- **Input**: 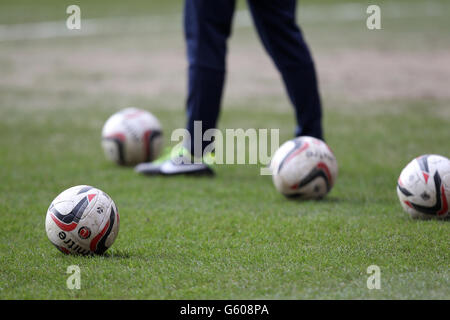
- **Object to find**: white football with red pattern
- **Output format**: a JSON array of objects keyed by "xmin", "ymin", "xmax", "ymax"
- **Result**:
[
  {"xmin": 45, "ymin": 185, "xmax": 120, "ymax": 255},
  {"xmin": 397, "ymin": 154, "xmax": 450, "ymax": 220},
  {"xmin": 102, "ymin": 107, "xmax": 163, "ymax": 166},
  {"xmin": 270, "ymin": 136, "xmax": 338, "ymax": 199}
]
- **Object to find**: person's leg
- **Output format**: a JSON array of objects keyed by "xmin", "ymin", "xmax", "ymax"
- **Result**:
[
  {"xmin": 247, "ymin": 0, "xmax": 323, "ymax": 139},
  {"xmin": 185, "ymin": 0, "xmax": 236, "ymax": 157}
]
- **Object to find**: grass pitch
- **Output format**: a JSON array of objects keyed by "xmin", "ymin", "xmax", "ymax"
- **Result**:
[{"xmin": 0, "ymin": 0, "xmax": 449, "ymax": 299}]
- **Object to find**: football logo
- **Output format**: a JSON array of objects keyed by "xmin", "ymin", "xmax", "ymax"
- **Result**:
[{"xmin": 78, "ymin": 226, "xmax": 91, "ymax": 239}]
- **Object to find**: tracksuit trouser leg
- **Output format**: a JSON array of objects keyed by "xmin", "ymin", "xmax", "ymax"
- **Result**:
[{"xmin": 184, "ymin": 0, "xmax": 323, "ymax": 156}]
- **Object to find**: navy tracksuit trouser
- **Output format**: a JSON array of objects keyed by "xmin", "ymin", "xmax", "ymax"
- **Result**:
[{"xmin": 184, "ymin": 0, "xmax": 323, "ymax": 153}]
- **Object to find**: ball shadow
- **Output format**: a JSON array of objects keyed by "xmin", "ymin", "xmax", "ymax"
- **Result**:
[
  {"xmin": 283, "ymin": 194, "xmax": 343, "ymax": 204},
  {"xmin": 99, "ymin": 249, "xmax": 132, "ymax": 259}
]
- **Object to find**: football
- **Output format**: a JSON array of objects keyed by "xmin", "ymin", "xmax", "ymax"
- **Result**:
[
  {"xmin": 45, "ymin": 185, "xmax": 120, "ymax": 255},
  {"xmin": 270, "ymin": 136, "xmax": 338, "ymax": 199},
  {"xmin": 102, "ymin": 107, "xmax": 163, "ymax": 166},
  {"xmin": 397, "ymin": 154, "xmax": 450, "ymax": 219}
]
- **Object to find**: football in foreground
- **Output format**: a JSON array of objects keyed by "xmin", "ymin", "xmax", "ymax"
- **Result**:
[
  {"xmin": 102, "ymin": 107, "xmax": 163, "ymax": 166},
  {"xmin": 270, "ymin": 136, "xmax": 338, "ymax": 199},
  {"xmin": 397, "ymin": 154, "xmax": 450, "ymax": 220},
  {"xmin": 45, "ymin": 185, "xmax": 120, "ymax": 255}
]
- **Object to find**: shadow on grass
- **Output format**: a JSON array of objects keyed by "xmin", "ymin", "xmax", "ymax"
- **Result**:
[
  {"xmin": 408, "ymin": 216, "xmax": 450, "ymax": 223},
  {"xmin": 56, "ymin": 249, "xmax": 134, "ymax": 259},
  {"xmin": 283, "ymin": 194, "xmax": 398, "ymax": 208},
  {"xmin": 100, "ymin": 249, "xmax": 132, "ymax": 259},
  {"xmin": 283, "ymin": 195, "xmax": 342, "ymax": 204}
]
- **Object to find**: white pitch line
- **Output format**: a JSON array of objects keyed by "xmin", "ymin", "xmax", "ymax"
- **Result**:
[
  {"xmin": 0, "ymin": 2, "xmax": 446, "ymax": 42},
  {"xmin": 0, "ymin": 14, "xmax": 181, "ymax": 42}
]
